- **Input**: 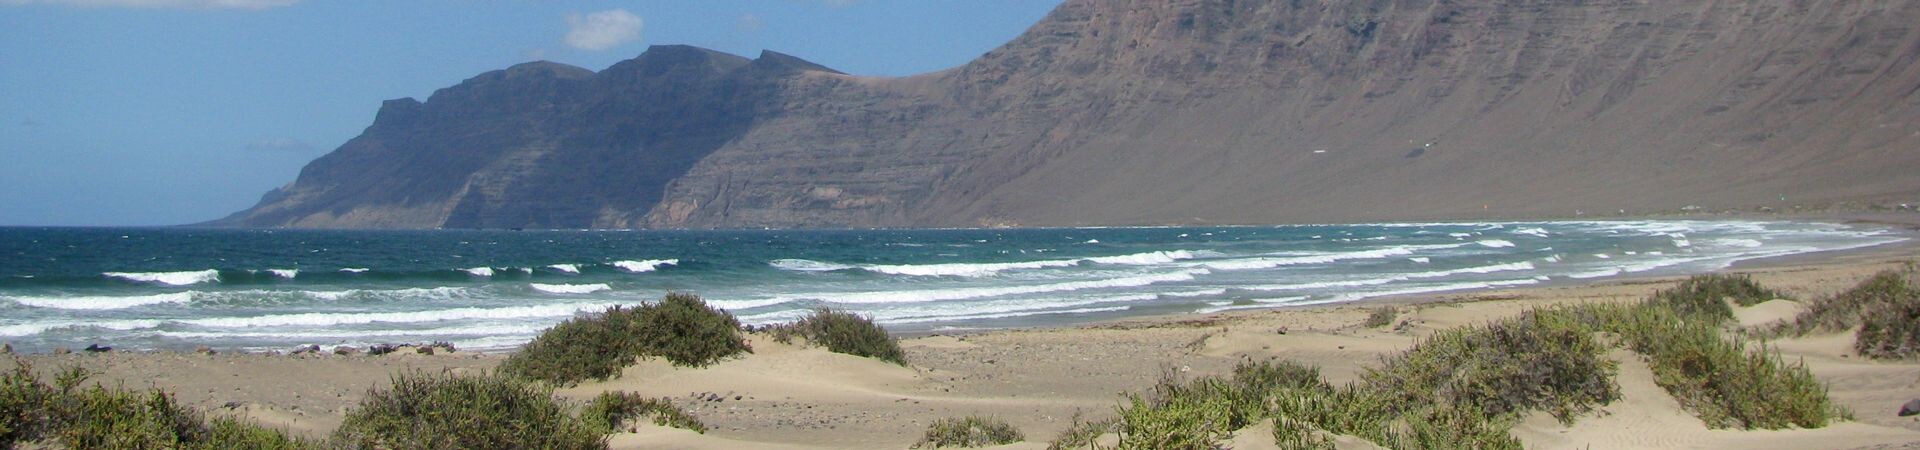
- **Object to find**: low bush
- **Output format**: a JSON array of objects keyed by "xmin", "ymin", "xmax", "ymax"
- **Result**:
[
  {"xmin": 333, "ymin": 370, "xmax": 604, "ymax": 450},
  {"xmin": 580, "ymin": 391, "xmax": 705, "ymax": 434},
  {"xmin": 1, "ymin": 359, "xmax": 316, "ymax": 449},
  {"xmin": 1761, "ymin": 268, "xmax": 1920, "ymax": 360},
  {"xmin": 499, "ymin": 306, "xmax": 645, "ymax": 386},
  {"xmin": 637, "ymin": 293, "xmax": 750, "ymax": 368},
  {"xmin": 1364, "ymin": 309, "xmax": 1618, "ymax": 424},
  {"xmin": 1363, "ymin": 306, "xmax": 1398, "ymax": 328},
  {"xmin": 1046, "ymin": 411, "xmax": 1115, "ymax": 450},
  {"xmin": 501, "ymin": 293, "xmax": 750, "ymax": 386},
  {"xmin": 1650, "ymin": 274, "xmax": 1787, "ymax": 324},
  {"xmin": 914, "ymin": 415, "xmax": 1023, "ymax": 448},
  {"xmin": 770, "ymin": 308, "xmax": 907, "ymax": 365},
  {"xmin": 1593, "ymin": 300, "xmax": 1841, "ymax": 429}
]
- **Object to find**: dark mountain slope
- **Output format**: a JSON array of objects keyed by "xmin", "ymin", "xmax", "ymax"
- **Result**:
[{"xmin": 218, "ymin": 0, "xmax": 1920, "ymax": 229}]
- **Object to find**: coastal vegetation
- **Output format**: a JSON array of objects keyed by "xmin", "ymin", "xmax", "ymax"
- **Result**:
[
  {"xmin": 1053, "ymin": 273, "xmax": 1845, "ymax": 449},
  {"xmin": 499, "ymin": 293, "xmax": 750, "ymax": 386},
  {"xmin": 768, "ymin": 308, "xmax": 909, "ymax": 365},
  {"xmin": 1, "ymin": 361, "xmax": 316, "ymax": 449},
  {"xmin": 1362, "ymin": 306, "xmax": 1398, "ymax": 328},
  {"xmin": 1763, "ymin": 266, "xmax": 1920, "ymax": 359},
  {"xmin": 581, "ymin": 391, "xmax": 707, "ymax": 435},
  {"xmin": 913, "ymin": 415, "xmax": 1024, "ymax": 448},
  {"xmin": 333, "ymin": 370, "xmax": 604, "ymax": 449}
]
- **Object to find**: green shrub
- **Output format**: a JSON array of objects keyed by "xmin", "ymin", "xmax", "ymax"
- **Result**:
[
  {"xmin": 1046, "ymin": 411, "xmax": 1114, "ymax": 450},
  {"xmin": 580, "ymin": 391, "xmax": 705, "ymax": 434},
  {"xmin": 637, "ymin": 293, "xmax": 750, "ymax": 368},
  {"xmin": 1856, "ymin": 298, "xmax": 1920, "ymax": 359},
  {"xmin": 770, "ymin": 308, "xmax": 907, "ymax": 365},
  {"xmin": 499, "ymin": 306, "xmax": 646, "ymax": 386},
  {"xmin": 1270, "ymin": 416, "xmax": 1334, "ymax": 450},
  {"xmin": 1600, "ymin": 302, "xmax": 1840, "ymax": 429},
  {"xmin": 914, "ymin": 415, "xmax": 1023, "ymax": 448},
  {"xmin": 1, "ymin": 359, "xmax": 315, "ymax": 449},
  {"xmin": 1647, "ymin": 273, "xmax": 1788, "ymax": 327},
  {"xmin": 1363, "ymin": 308, "xmax": 1618, "ymax": 424},
  {"xmin": 1760, "ymin": 268, "xmax": 1920, "ymax": 359},
  {"xmin": 1112, "ymin": 393, "xmax": 1232, "ymax": 450},
  {"xmin": 333, "ymin": 370, "xmax": 604, "ymax": 450},
  {"xmin": 502, "ymin": 293, "xmax": 751, "ymax": 386},
  {"xmin": 1364, "ymin": 306, "xmax": 1398, "ymax": 328}
]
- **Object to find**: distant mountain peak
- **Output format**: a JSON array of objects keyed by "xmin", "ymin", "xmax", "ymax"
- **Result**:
[{"xmin": 748, "ymin": 50, "xmax": 844, "ymax": 75}]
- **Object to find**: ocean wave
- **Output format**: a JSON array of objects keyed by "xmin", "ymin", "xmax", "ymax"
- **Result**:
[
  {"xmin": 1198, "ymin": 246, "xmax": 1441, "ymax": 271},
  {"xmin": 852, "ymin": 250, "xmax": 1199, "ymax": 277},
  {"xmin": 462, "ymin": 267, "xmax": 495, "ymax": 277},
  {"xmin": 1245, "ymin": 261, "xmax": 1536, "ymax": 292},
  {"xmin": 547, "ymin": 264, "xmax": 582, "ymax": 274},
  {"xmin": 340, "ymin": 268, "xmax": 370, "ymax": 274},
  {"xmin": 7, "ymin": 292, "xmax": 193, "ymax": 310},
  {"xmin": 882, "ymin": 306, "xmax": 1130, "ymax": 325},
  {"xmin": 612, "ymin": 259, "xmax": 677, "ymax": 273},
  {"xmin": 176, "ymin": 302, "xmax": 615, "ymax": 329},
  {"xmin": 152, "ymin": 323, "xmax": 547, "ymax": 340},
  {"xmin": 1711, "ymin": 238, "xmax": 1763, "ymax": 248},
  {"xmin": 102, "ymin": 270, "xmax": 219, "ymax": 286},
  {"xmin": 1195, "ymin": 296, "xmax": 1311, "ymax": 314},
  {"xmin": 1476, "ymin": 239, "xmax": 1516, "ymax": 248},
  {"xmin": 267, "ymin": 269, "xmax": 298, "ymax": 279},
  {"xmin": 529, "ymin": 283, "xmax": 611, "ymax": 295},
  {"xmin": 1329, "ymin": 279, "xmax": 1540, "ymax": 302},
  {"xmin": 769, "ymin": 259, "xmax": 855, "ymax": 272},
  {"xmin": 773, "ymin": 269, "xmax": 1208, "ymax": 304}
]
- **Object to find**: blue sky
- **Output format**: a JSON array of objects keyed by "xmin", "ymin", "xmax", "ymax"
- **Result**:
[{"xmin": 0, "ymin": 0, "xmax": 1058, "ymax": 226}]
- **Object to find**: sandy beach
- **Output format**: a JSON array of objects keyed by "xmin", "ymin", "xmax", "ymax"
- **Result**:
[{"xmin": 7, "ymin": 236, "xmax": 1920, "ymax": 449}]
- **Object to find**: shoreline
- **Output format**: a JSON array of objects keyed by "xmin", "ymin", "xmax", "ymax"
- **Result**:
[{"xmin": 5, "ymin": 225, "xmax": 1918, "ymax": 448}]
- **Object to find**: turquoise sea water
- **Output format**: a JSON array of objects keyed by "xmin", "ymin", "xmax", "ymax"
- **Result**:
[{"xmin": 0, "ymin": 221, "xmax": 1904, "ymax": 352}]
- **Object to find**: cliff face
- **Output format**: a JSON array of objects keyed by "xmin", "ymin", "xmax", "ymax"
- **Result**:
[{"xmin": 218, "ymin": 0, "xmax": 1920, "ymax": 229}]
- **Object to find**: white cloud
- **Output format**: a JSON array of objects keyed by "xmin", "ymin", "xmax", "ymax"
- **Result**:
[
  {"xmin": 565, "ymin": 9, "xmax": 643, "ymax": 51},
  {"xmin": 2, "ymin": 0, "xmax": 297, "ymax": 9}
]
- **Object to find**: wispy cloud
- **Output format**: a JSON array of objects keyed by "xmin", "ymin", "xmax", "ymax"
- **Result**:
[
  {"xmin": 245, "ymin": 137, "xmax": 312, "ymax": 153},
  {"xmin": 735, "ymin": 14, "xmax": 765, "ymax": 33},
  {"xmin": 564, "ymin": 9, "xmax": 643, "ymax": 51},
  {"xmin": 1, "ymin": 0, "xmax": 297, "ymax": 10}
]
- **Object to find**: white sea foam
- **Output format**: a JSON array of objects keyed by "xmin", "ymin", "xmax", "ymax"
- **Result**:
[
  {"xmin": 1329, "ymin": 279, "xmax": 1539, "ymax": 302},
  {"xmin": 0, "ymin": 319, "xmax": 165, "ymax": 337},
  {"xmin": 154, "ymin": 324, "xmax": 547, "ymax": 340},
  {"xmin": 1476, "ymin": 239, "xmax": 1516, "ymax": 248},
  {"xmin": 775, "ymin": 270, "xmax": 1208, "ymax": 304},
  {"xmin": 1711, "ymin": 238, "xmax": 1764, "ymax": 248},
  {"xmin": 1449, "ymin": 232, "xmax": 1474, "ymax": 238},
  {"xmin": 612, "ymin": 259, "xmax": 677, "ymax": 273},
  {"xmin": 530, "ymin": 283, "xmax": 612, "ymax": 295},
  {"xmin": 547, "ymin": 264, "xmax": 582, "ymax": 274},
  {"xmin": 1245, "ymin": 261, "xmax": 1536, "ymax": 292},
  {"xmin": 1195, "ymin": 296, "xmax": 1311, "ymax": 314},
  {"xmin": 856, "ymin": 250, "xmax": 1198, "ymax": 277},
  {"xmin": 1512, "ymin": 227, "xmax": 1550, "ymax": 237},
  {"xmin": 1408, "ymin": 257, "xmax": 1431, "ymax": 263},
  {"xmin": 102, "ymin": 270, "xmax": 219, "ymax": 286},
  {"xmin": 770, "ymin": 259, "xmax": 854, "ymax": 272},
  {"xmin": 340, "ymin": 268, "xmax": 370, "ymax": 273},
  {"xmin": 1161, "ymin": 288, "xmax": 1228, "ymax": 298},
  {"xmin": 462, "ymin": 267, "xmax": 495, "ymax": 277},
  {"xmin": 8, "ymin": 292, "xmax": 193, "ymax": 310},
  {"xmin": 267, "ymin": 269, "xmax": 298, "ymax": 279},
  {"xmin": 883, "ymin": 306, "xmax": 1130, "ymax": 325},
  {"xmin": 1542, "ymin": 255, "xmax": 1562, "ymax": 262},
  {"xmin": 1594, "ymin": 254, "xmax": 1611, "ymax": 259},
  {"xmin": 1672, "ymin": 238, "xmax": 1692, "ymax": 248},
  {"xmin": 1199, "ymin": 246, "xmax": 1429, "ymax": 271},
  {"xmin": 176, "ymin": 302, "xmax": 616, "ymax": 329}
]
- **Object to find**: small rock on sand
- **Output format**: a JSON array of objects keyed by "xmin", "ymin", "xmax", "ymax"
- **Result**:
[
  {"xmin": 195, "ymin": 345, "xmax": 216, "ymax": 355},
  {"xmin": 83, "ymin": 344, "xmax": 111, "ymax": 353},
  {"xmin": 333, "ymin": 346, "xmax": 360, "ymax": 356},
  {"xmin": 1900, "ymin": 399, "xmax": 1920, "ymax": 417},
  {"xmin": 0, "ymin": 342, "xmax": 11, "ymax": 354},
  {"xmin": 53, "ymin": 346, "xmax": 70, "ymax": 355}
]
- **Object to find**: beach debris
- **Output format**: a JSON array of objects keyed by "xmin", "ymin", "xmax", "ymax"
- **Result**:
[
  {"xmin": 1900, "ymin": 399, "xmax": 1920, "ymax": 417},
  {"xmin": 368, "ymin": 344, "xmax": 397, "ymax": 356},
  {"xmin": 333, "ymin": 345, "xmax": 360, "ymax": 356},
  {"xmin": 195, "ymin": 345, "xmax": 216, "ymax": 355},
  {"xmin": 83, "ymin": 344, "xmax": 112, "ymax": 353},
  {"xmin": 53, "ymin": 346, "xmax": 70, "ymax": 355}
]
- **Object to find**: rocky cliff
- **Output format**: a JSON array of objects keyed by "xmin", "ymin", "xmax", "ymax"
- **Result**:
[{"xmin": 215, "ymin": 0, "xmax": 1920, "ymax": 229}]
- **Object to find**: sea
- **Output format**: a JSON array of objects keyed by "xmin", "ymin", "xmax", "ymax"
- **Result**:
[{"xmin": 0, "ymin": 220, "xmax": 1905, "ymax": 353}]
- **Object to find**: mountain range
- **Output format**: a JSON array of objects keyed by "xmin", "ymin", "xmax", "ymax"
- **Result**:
[{"xmin": 213, "ymin": 0, "xmax": 1920, "ymax": 229}]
